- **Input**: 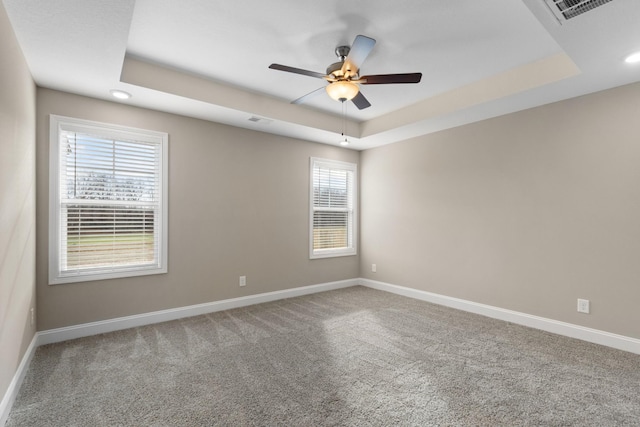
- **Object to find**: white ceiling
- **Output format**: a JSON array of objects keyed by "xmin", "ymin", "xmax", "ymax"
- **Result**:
[{"xmin": 4, "ymin": 0, "xmax": 640, "ymax": 150}]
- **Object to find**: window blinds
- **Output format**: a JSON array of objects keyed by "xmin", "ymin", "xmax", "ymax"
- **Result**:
[
  {"xmin": 311, "ymin": 158, "xmax": 356, "ymax": 257},
  {"xmin": 55, "ymin": 126, "xmax": 164, "ymax": 280}
]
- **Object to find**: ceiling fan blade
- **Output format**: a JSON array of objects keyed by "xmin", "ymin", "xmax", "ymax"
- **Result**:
[
  {"xmin": 269, "ymin": 64, "xmax": 327, "ymax": 79},
  {"xmin": 292, "ymin": 86, "xmax": 326, "ymax": 105},
  {"xmin": 351, "ymin": 91, "xmax": 371, "ymax": 110},
  {"xmin": 359, "ymin": 73, "xmax": 422, "ymax": 84},
  {"xmin": 341, "ymin": 35, "xmax": 376, "ymax": 77}
]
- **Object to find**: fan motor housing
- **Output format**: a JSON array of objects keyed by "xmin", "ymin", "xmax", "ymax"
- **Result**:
[{"xmin": 326, "ymin": 61, "xmax": 344, "ymax": 77}]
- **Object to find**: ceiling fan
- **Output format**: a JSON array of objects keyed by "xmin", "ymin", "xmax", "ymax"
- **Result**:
[{"xmin": 269, "ymin": 35, "xmax": 422, "ymax": 110}]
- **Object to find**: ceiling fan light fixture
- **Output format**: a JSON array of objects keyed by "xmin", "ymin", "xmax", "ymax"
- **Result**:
[{"xmin": 326, "ymin": 81, "xmax": 359, "ymax": 102}]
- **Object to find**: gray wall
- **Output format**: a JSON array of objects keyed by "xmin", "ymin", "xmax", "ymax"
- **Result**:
[
  {"xmin": 36, "ymin": 89, "xmax": 360, "ymax": 330},
  {"xmin": 0, "ymin": 2, "xmax": 36, "ymax": 406},
  {"xmin": 34, "ymin": 82, "xmax": 640, "ymax": 340},
  {"xmin": 360, "ymin": 82, "xmax": 640, "ymax": 339}
]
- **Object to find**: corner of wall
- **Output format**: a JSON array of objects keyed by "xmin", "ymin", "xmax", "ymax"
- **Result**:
[{"xmin": 0, "ymin": 1, "xmax": 38, "ymax": 423}]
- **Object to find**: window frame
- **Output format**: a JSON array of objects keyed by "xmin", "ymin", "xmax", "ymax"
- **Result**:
[
  {"xmin": 309, "ymin": 157, "xmax": 357, "ymax": 259},
  {"xmin": 48, "ymin": 115, "xmax": 168, "ymax": 285}
]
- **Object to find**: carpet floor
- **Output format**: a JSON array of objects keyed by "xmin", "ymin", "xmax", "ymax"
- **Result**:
[{"xmin": 7, "ymin": 286, "xmax": 640, "ymax": 426}]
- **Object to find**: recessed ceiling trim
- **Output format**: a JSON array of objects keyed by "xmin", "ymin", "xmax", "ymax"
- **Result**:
[
  {"xmin": 360, "ymin": 53, "xmax": 581, "ymax": 138},
  {"xmin": 120, "ymin": 56, "xmax": 351, "ymax": 135}
]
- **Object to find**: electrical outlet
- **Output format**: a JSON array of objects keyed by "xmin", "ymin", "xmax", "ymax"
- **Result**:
[
  {"xmin": 30, "ymin": 308, "xmax": 35, "ymax": 326},
  {"xmin": 577, "ymin": 298, "xmax": 590, "ymax": 314},
  {"xmin": 239, "ymin": 276, "xmax": 246, "ymax": 287},
  {"xmin": 371, "ymin": 264, "xmax": 377, "ymax": 273}
]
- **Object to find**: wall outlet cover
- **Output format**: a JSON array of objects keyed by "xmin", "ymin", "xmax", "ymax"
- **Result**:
[{"xmin": 577, "ymin": 298, "xmax": 590, "ymax": 314}]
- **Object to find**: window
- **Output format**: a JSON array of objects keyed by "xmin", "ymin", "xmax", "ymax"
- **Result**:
[
  {"xmin": 310, "ymin": 157, "xmax": 357, "ymax": 258},
  {"xmin": 49, "ymin": 115, "xmax": 168, "ymax": 284}
]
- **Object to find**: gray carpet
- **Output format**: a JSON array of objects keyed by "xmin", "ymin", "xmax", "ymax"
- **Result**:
[{"xmin": 7, "ymin": 286, "xmax": 640, "ymax": 426}]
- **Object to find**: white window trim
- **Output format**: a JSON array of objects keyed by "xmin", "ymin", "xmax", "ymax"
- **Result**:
[
  {"xmin": 48, "ymin": 115, "xmax": 168, "ymax": 284},
  {"xmin": 309, "ymin": 157, "xmax": 357, "ymax": 259}
]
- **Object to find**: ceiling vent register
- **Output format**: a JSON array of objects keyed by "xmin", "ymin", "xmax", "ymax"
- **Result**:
[
  {"xmin": 545, "ymin": 0, "xmax": 614, "ymax": 21},
  {"xmin": 248, "ymin": 116, "xmax": 273, "ymax": 125}
]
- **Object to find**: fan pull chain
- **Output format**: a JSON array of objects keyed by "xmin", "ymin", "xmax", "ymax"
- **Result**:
[{"xmin": 340, "ymin": 100, "xmax": 349, "ymax": 146}]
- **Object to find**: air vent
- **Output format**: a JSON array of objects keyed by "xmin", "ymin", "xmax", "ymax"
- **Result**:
[
  {"xmin": 544, "ymin": 0, "xmax": 614, "ymax": 21},
  {"xmin": 248, "ymin": 116, "xmax": 273, "ymax": 125}
]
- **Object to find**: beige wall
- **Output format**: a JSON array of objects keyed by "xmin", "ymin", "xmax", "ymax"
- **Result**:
[
  {"xmin": 36, "ymin": 88, "xmax": 359, "ymax": 330},
  {"xmin": 360, "ymin": 82, "xmax": 640, "ymax": 339},
  {"xmin": 0, "ymin": 2, "xmax": 36, "ymax": 407}
]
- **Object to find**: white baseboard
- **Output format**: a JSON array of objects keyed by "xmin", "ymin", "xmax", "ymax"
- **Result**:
[
  {"xmin": 0, "ymin": 335, "xmax": 38, "ymax": 427},
  {"xmin": 36, "ymin": 278, "xmax": 358, "ymax": 346},
  {"xmin": 359, "ymin": 278, "xmax": 640, "ymax": 355}
]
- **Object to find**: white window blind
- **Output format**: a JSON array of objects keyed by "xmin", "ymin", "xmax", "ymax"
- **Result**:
[
  {"xmin": 49, "ymin": 116, "xmax": 168, "ymax": 284},
  {"xmin": 310, "ymin": 157, "xmax": 357, "ymax": 258}
]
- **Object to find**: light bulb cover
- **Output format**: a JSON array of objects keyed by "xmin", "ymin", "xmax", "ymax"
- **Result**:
[
  {"xmin": 110, "ymin": 89, "xmax": 131, "ymax": 99},
  {"xmin": 326, "ymin": 81, "xmax": 359, "ymax": 101}
]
